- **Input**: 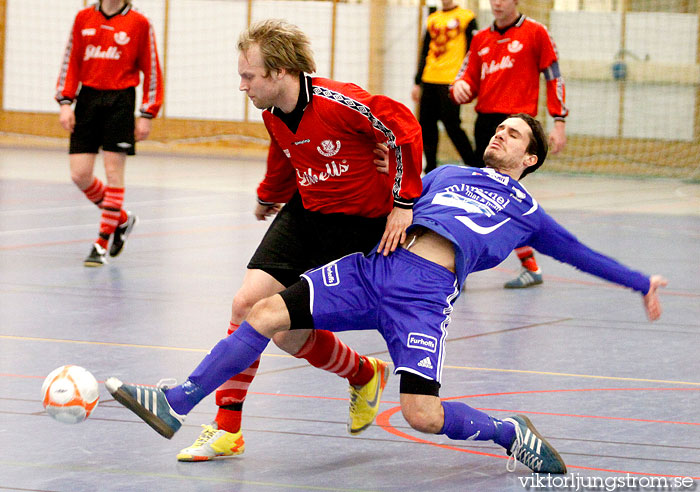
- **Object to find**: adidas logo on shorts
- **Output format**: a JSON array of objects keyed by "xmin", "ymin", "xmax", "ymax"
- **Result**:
[{"xmin": 417, "ymin": 357, "xmax": 433, "ymax": 369}]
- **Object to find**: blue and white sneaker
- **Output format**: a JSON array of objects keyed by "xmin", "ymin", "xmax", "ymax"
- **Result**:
[
  {"xmin": 504, "ymin": 268, "xmax": 543, "ymax": 289},
  {"xmin": 503, "ymin": 415, "xmax": 567, "ymax": 474},
  {"xmin": 105, "ymin": 377, "xmax": 185, "ymax": 439}
]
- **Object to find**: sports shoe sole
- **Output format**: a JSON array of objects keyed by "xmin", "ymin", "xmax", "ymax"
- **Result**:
[
  {"xmin": 83, "ymin": 259, "xmax": 107, "ymax": 267},
  {"xmin": 504, "ymin": 280, "xmax": 543, "ymax": 289},
  {"xmin": 512, "ymin": 414, "xmax": 567, "ymax": 474},
  {"xmin": 348, "ymin": 361, "xmax": 391, "ymax": 435},
  {"xmin": 105, "ymin": 377, "xmax": 177, "ymax": 439},
  {"xmin": 177, "ymin": 445, "xmax": 245, "ymax": 462}
]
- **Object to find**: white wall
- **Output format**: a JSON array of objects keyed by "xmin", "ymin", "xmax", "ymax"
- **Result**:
[{"xmin": 3, "ymin": 0, "xmax": 698, "ymax": 141}]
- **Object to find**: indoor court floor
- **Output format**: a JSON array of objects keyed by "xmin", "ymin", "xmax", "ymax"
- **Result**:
[{"xmin": 1, "ymin": 146, "xmax": 699, "ymax": 491}]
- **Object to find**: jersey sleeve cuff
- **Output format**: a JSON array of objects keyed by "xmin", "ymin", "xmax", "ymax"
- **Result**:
[
  {"xmin": 257, "ymin": 197, "xmax": 277, "ymax": 206},
  {"xmin": 393, "ymin": 199, "xmax": 414, "ymax": 209},
  {"xmin": 57, "ymin": 98, "xmax": 73, "ymax": 105},
  {"xmin": 139, "ymin": 112, "xmax": 155, "ymax": 119}
]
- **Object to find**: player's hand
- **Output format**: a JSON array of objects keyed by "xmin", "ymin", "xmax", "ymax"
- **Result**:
[
  {"xmin": 377, "ymin": 207, "xmax": 413, "ymax": 256},
  {"xmin": 59, "ymin": 105, "xmax": 75, "ymax": 133},
  {"xmin": 135, "ymin": 117, "xmax": 152, "ymax": 141},
  {"xmin": 451, "ymin": 80, "xmax": 472, "ymax": 104},
  {"xmin": 643, "ymin": 275, "xmax": 668, "ymax": 321},
  {"xmin": 254, "ymin": 202, "xmax": 281, "ymax": 221},
  {"xmin": 548, "ymin": 120, "xmax": 566, "ymax": 154},
  {"xmin": 411, "ymin": 84, "xmax": 421, "ymax": 103},
  {"xmin": 374, "ymin": 143, "xmax": 390, "ymax": 174}
]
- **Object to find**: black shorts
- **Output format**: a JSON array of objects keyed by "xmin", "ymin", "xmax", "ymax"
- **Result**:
[
  {"xmin": 70, "ymin": 86, "xmax": 136, "ymax": 156},
  {"xmin": 248, "ymin": 192, "xmax": 387, "ymax": 287}
]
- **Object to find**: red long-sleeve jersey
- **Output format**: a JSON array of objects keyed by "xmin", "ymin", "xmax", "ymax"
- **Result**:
[
  {"xmin": 257, "ymin": 76, "xmax": 423, "ymax": 218},
  {"xmin": 55, "ymin": 3, "xmax": 163, "ymax": 117},
  {"xmin": 453, "ymin": 15, "xmax": 567, "ymax": 119}
]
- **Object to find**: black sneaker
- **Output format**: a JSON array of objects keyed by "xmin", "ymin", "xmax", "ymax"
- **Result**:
[
  {"xmin": 110, "ymin": 212, "xmax": 138, "ymax": 257},
  {"xmin": 84, "ymin": 243, "xmax": 108, "ymax": 267}
]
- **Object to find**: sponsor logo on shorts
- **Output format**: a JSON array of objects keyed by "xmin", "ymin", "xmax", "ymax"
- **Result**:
[
  {"xmin": 417, "ymin": 357, "xmax": 433, "ymax": 369},
  {"xmin": 322, "ymin": 263, "xmax": 340, "ymax": 286},
  {"xmin": 117, "ymin": 142, "xmax": 132, "ymax": 149},
  {"xmin": 407, "ymin": 332, "xmax": 437, "ymax": 353}
]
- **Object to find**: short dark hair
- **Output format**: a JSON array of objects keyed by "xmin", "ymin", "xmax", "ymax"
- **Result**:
[{"xmin": 511, "ymin": 113, "xmax": 547, "ymax": 179}]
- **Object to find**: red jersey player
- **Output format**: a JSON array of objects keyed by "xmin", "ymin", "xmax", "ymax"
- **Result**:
[
  {"xmin": 175, "ymin": 20, "xmax": 423, "ymax": 463},
  {"xmin": 451, "ymin": 0, "xmax": 568, "ymax": 289},
  {"xmin": 56, "ymin": 0, "xmax": 163, "ymax": 266}
]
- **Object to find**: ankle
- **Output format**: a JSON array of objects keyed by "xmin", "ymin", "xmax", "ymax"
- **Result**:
[
  {"xmin": 216, "ymin": 403, "xmax": 243, "ymax": 433},
  {"xmin": 493, "ymin": 419, "xmax": 516, "ymax": 449},
  {"xmin": 348, "ymin": 356, "xmax": 373, "ymax": 387}
]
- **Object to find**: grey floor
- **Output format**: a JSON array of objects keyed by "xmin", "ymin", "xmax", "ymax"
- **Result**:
[{"xmin": 1, "ymin": 147, "xmax": 699, "ymax": 491}]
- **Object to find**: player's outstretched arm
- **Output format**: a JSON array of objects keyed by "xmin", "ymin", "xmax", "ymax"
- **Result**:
[{"xmin": 643, "ymin": 275, "xmax": 668, "ymax": 321}]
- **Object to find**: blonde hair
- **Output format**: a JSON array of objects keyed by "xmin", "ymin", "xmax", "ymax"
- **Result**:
[{"xmin": 238, "ymin": 19, "xmax": 316, "ymax": 76}]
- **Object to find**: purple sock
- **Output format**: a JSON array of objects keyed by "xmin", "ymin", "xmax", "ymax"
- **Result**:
[
  {"xmin": 439, "ymin": 401, "xmax": 515, "ymax": 449},
  {"xmin": 164, "ymin": 321, "xmax": 270, "ymax": 414}
]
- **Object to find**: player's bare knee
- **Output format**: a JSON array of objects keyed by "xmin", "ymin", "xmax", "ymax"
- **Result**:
[
  {"xmin": 231, "ymin": 288, "xmax": 258, "ymax": 321},
  {"xmin": 246, "ymin": 295, "xmax": 291, "ymax": 338},
  {"xmin": 71, "ymin": 170, "xmax": 92, "ymax": 189},
  {"xmin": 401, "ymin": 405, "xmax": 442, "ymax": 434}
]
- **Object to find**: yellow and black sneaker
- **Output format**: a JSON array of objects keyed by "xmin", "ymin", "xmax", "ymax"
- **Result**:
[{"xmin": 347, "ymin": 357, "xmax": 391, "ymax": 435}]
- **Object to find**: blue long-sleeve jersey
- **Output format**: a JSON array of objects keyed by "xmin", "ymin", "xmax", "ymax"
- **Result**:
[{"xmin": 411, "ymin": 165, "xmax": 650, "ymax": 294}]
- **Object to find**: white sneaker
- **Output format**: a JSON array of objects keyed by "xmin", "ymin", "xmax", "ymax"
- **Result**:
[{"xmin": 177, "ymin": 423, "xmax": 245, "ymax": 462}]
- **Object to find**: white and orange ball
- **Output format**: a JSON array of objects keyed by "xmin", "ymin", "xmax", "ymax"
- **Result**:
[{"xmin": 41, "ymin": 365, "xmax": 99, "ymax": 424}]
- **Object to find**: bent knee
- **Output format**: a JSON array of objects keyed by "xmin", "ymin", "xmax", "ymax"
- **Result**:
[
  {"xmin": 232, "ymin": 289, "xmax": 260, "ymax": 321},
  {"xmin": 245, "ymin": 295, "xmax": 291, "ymax": 337},
  {"xmin": 402, "ymin": 406, "xmax": 443, "ymax": 434},
  {"xmin": 71, "ymin": 170, "xmax": 92, "ymax": 189}
]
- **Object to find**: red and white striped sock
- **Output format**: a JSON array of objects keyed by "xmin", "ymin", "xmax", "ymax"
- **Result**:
[
  {"xmin": 515, "ymin": 246, "xmax": 540, "ymax": 272},
  {"xmin": 96, "ymin": 187, "xmax": 124, "ymax": 248},
  {"xmin": 214, "ymin": 322, "xmax": 260, "ymax": 433},
  {"xmin": 294, "ymin": 330, "xmax": 373, "ymax": 387},
  {"xmin": 81, "ymin": 177, "xmax": 105, "ymax": 207}
]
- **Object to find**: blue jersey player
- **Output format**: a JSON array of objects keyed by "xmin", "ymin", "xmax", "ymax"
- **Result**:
[{"xmin": 107, "ymin": 114, "xmax": 667, "ymax": 474}]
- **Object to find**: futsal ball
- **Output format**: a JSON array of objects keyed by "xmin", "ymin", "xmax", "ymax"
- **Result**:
[{"xmin": 41, "ymin": 365, "xmax": 99, "ymax": 424}]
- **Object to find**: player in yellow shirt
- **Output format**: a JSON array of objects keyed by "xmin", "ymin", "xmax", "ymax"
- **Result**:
[{"xmin": 412, "ymin": 0, "xmax": 477, "ymax": 173}]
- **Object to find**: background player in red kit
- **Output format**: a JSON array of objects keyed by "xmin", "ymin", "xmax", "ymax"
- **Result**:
[
  {"xmin": 56, "ymin": 0, "xmax": 163, "ymax": 266},
  {"xmin": 176, "ymin": 19, "xmax": 424, "ymax": 462},
  {"xmin": 451, "ymin": 0, "xmax": 568, "ymax": 288}
]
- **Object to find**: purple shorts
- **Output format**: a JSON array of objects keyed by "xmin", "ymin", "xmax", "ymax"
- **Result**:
[{"xmin": 301, "ymin": 248, "xmax": 459, "ymax": 382}]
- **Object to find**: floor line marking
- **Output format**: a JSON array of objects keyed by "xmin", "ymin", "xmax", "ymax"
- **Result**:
[{"xmin": 2, "ymin": 335, "xmax": 698, "ymax": 386}]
